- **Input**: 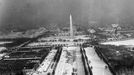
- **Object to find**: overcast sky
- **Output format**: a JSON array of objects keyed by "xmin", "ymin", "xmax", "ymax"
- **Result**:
[{"xmin": 0, "ymin": 0, "xmax": 134, "ymax": 31}]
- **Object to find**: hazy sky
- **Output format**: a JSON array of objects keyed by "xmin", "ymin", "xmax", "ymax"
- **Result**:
[{"xmin": 0, "ymin": 0, "xmax": 134, "ymax": 31}]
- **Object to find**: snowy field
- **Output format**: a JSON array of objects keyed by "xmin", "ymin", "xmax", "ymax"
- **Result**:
[
  {"xmin": 101, "ymin": 39, "xmax": 134, "ymax": 46},
  {"xmin": 84, "ymin": 47, "xmax": 112, "ymax": 75},
  {"xmin": 55, "ymin": 47, "xmax": 85, "ymax": 75}
]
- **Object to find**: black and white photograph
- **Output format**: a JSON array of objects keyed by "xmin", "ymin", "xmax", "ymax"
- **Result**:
[{"xmin": 0, "ymin": 0, "xmax": 134, "ymax": 75}]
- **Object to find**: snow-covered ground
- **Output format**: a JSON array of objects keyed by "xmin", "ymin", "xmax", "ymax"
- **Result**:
[
  {"xmin": 101, "ymin": 39, "xmax": 134, "ymax": 46},
  {"xmin": 27, "ymin": 42, "xmax": 83, "ymax": 47},
  {"xmin": 0, "ymin": 53, "xmax": 6, "ymax": 60},
  {"xmin": 32, "ymin": 49, "xmax": 57, "ymax": 75},
  {"xmin": 55, "ymin": 47, "xmax": 85, "ymax": 75},
  {"xmin": 84, "ymin": 47, "xmax": 112, "ymax": 75},
  {"xmin": 0, "ymin": 41, "xmax": 12, "ymax": 45},
  {"xmin": 28, "ymin": 35, "xmax": 89, "ymax": 47}
]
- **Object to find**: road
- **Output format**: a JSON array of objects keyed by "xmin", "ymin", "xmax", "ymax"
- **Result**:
[{"xmin": 84, "ymin": 47, "xmax": 112, "ymax": 75}]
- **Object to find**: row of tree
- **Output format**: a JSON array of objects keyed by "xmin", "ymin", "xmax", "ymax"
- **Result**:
[{"xmin": 96, "ymin": 45, "xmax": 134, "ymax": 75}]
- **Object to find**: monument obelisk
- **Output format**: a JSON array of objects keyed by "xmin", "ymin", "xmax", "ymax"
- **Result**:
[{"xmin": 70, "ymin": 14, "xmax": 73, "ymax": 38}]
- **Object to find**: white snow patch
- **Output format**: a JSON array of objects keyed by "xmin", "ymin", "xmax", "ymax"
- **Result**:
[{"xmin": 101, "ymin": 39, "xmax": 134, "ymax": 46}]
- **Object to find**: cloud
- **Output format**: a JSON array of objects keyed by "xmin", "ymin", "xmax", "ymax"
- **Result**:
[{"xmin": 0, "ymin": 0, "xmax": 134, "ymax": 32}]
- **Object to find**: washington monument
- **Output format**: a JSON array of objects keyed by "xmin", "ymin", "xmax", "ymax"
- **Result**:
[{"xmin": 70, "ymin": 14, "xmax": 73, "ymax": 38}]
